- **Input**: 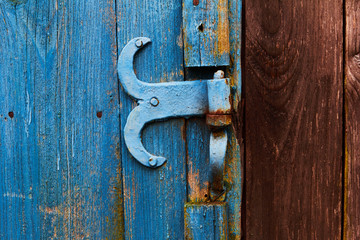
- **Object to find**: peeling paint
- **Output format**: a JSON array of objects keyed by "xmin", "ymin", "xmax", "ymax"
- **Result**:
[{"xmin": 183, "ymin": 0, "xmax": 230, "ymax": 67}]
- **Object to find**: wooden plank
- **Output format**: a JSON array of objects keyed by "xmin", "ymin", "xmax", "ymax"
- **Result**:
[
  {"xmin": 244, "ymin": 1, "xmax": 343, "ymax": 239},
  {"xmin": 186, "ymin": 117, "xmax": 211, "ymax": 203},
  {"xmin": 116, "ymin": 1, "xmax": 187, "ymax": 239},
  {"xmin": 226, "ymin": 0, "xmax": 242, "ymax": 238},
  {"xmin": 0, "ymin": 2, "xmax": 41, "ymax": 239},
  {"xmin": 0, "ymin": 0, "xmax": 122, "ymax": 239},
  {"xmin": 183, "ymin": 0, "xmax": 230, "ymax": 67},
  {"xmin": 184, "ymin": 202, "xmax": 228, "ymax": 240},
  {"xmin": 54, "ymin": 1, "xmax": 122, "ymax": 239},
  {"xmin": 185, "ymin": 0, "xmax": 242, "ymax": 239},
  {"xmin": 344, "ymin": 1, "xmax": 360, "ymax": 239}
]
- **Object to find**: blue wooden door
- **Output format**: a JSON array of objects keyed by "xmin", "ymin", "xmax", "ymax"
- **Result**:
[{"xmin": 0, "ymin": 0, "xmax": 241, "ymax": 239}]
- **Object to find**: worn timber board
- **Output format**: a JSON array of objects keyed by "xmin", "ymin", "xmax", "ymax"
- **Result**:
[
  {"xmin": 0, "ymin": 1, "xmax": 122, "ymax": 239},
  {"xmin": 184, "ymin": 202, "xmax": 228, "ymax": 240},
  {"xmin": 116, "ymin": 1, "xmax": 187, "ymax": 239},
  {"xmin": 345, "ymin": 1, "xmax": 360, "ymax": 239},
  {"xmin": 185, "ymin": 0, "xmax": 242, "ymax": 238},
  {"xmin": 244, "ymin": 0, "xmax": 343, "ymax": 239},
  {"xmin": 117, "ymin": 1, "xmax": 242, "ymax": 239}
]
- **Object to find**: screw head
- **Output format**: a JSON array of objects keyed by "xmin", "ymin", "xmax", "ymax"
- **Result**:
[
  {"xmin": 150, "ymin": 97, "xmax": 159, "ymax": 107},
  {"xmin": 149, "ymin": 157, "xmax": 158, "ymax": 167},
  {"xmin": 135, "ymin": 40, "xmax": 143, "ymax": 48}
]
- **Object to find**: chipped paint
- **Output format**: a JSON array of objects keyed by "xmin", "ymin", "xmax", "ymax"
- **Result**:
[
  {"xmin": 188, "ymin": 160, "xmax": 210, "ymax": 202},
  {"xmin": 183, "ymin": 0, "xmax": 230, "ymax": 67},
  {"xmin": 3, "ymin": 192, "xmax": 32, "ymax": 200},
  {"xmin": 216, "ymin": 0, "xmax": 230, "ymax": 58},
  {"xmin": 184, "ymin": 203, "xmax": 228, "ymax": 240}
]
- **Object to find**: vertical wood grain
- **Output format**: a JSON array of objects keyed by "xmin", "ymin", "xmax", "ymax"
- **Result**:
[
  {"xmin": 226, "ymin": 0, "xmax": 242, "ymax": 238},
  {"xmin": 0, "ymin": 0, "xmax": 123, "ymax": 239},
  {"xmin": 0, "ymin": 2, "xmax": 41, "ymax": 238},
  {"xmin": 116, "ymin": 1, "xmax": 187, "ymax": 239},
  {"xmin": 183, "ymin": 0, "xmax": 230, "ymax": 67},
  {"xmin": 184, "ymin": 202, "xmax": 228, "ymax": 240},
  {"xmin": 185, "ymin": 0, "xmax": 242, "ymax": 239},
  {"xmin": 244, "ymin": 1, "xmax": 343, "ymax": 239},
  {"xmin": 344, "ymin": 1, "xmax": 360, "ymax": 239},
  {"xmin": 0, "ymin": 0, "xmax": 242, "ymax": 239},
  {"xmin": 55, "ymin": 1, "xmax": 122, "ymax": 238},
  {"xmin": 186, "ymin": 117, "xmax": 211, "ymax": 203}
]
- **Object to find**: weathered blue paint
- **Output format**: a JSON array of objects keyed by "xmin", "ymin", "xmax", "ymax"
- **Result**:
[
  {"xmin": 116, "ymin": 1, "xmax": 187, "ymax": 239},
  {"xmin": 0, "ymin": 0, "xmax": 242, "ymax": 239},
  {"xmin": 184, "ymin": 203, "xmax": 228, "ymax": 240},
  {"xmin": 118, "ymin": 38, "xmax": 231, "ymax": 169},
  {"xmin": 225, "ymin": 0, "xmax": 242, "ymax": 238},
  {"xmin": 183, "ymin": 0, "xmax": 230, "ymax": 67},
  {"xmin": 0, "ymin": 1, "xmax": 122, "ymax": 239}
]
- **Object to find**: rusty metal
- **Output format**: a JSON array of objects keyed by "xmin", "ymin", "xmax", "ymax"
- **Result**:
[{"xmin": 207, "ymin": 70, "xmax": 231, "ymax": 200}]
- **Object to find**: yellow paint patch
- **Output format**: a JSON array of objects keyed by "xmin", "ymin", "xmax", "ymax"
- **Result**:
[{"xmin": 216, "ymin": 0, "xmax": 230, "ymax": 57}]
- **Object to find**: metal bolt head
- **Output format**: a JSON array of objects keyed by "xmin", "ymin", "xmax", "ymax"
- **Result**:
[
  {"xmin": 135, "ymin": 40, "xmax": 143, "ymax": 48},
  {"xmin": 149, "ymin": 157, "xmax": 157, "ymax": 167},
  {"xmin": 150, "ymin": 97, "xmax": 159, "ymax": 107},
  {"xmin": 214, "ymin": 70, "xmax": 225, "ymax": 79}
]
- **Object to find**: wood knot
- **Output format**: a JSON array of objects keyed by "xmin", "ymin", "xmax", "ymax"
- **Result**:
[{"xmin": 353, "ymin": 53, "xmax": 360, "ymax": 66}]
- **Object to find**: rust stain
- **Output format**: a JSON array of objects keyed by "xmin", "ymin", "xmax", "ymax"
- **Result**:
[
  {"xmin": 187, "ymin": 160, "xmax": 209, "ymax": 202},
  {"xmin": 223, "ymin": 130, "xmax": 242, "ymax": 238},
  {"xmin": 181, "ymin": 123, "xmax": 186, "ymax": 142},
  {"xmin": 206, "ymin": 114, "xmax": 232, "ymax": 128},
  {"xmin": 109, "ymin": 163, "xmax": 125, "ymax": 240},
  {"xmin": 115, "ymin": 143, "xmax": 121, "ymax": 160},
  {"xmin": 216, "ymin": 0, "xmax": 230, "ymax": 57},
  {"xmin": 39, "ymin": 206, "xmax": 62, "ymax": 216}
]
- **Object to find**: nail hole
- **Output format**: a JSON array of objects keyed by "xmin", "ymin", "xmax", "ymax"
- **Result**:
[
  {"xmin": 198, "ymin": 23, "xmax": 204, "ymax": 32},
  {"xmin": 96, "ymin": 111, "xmax": 102, "ymax": 118},
  {"xmin": 8, "ymin": 111, "xmax": 14, "ymax": 118},
  {"xmin": 204, "ymin": 194, "xmax": 208, "ymax": 198}
]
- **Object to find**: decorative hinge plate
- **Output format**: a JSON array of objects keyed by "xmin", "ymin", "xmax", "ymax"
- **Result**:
[{"xmin": 118, "ymin": 37, "xmax": 231, "ymax": 201}]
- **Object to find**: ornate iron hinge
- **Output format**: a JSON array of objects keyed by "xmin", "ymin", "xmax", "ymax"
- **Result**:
[{"xmin": 117, "ymin": 37, "xmax": 231, "ymax": 199}]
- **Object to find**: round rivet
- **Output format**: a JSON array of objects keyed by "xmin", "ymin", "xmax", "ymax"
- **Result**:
[
  {"xmin": 150, "ymin": 97, "xmax": 159, "ymax": 107},
  {"xmin": 149, "ymin": 157, "xmax": 157, "ymax": 167},
  {"xmin": 135, "ymin": 40, "xmax": 143, "ymax": 48}
]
